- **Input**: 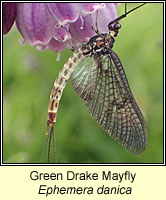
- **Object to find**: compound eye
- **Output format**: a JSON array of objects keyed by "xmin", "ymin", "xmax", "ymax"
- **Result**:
[
  {"xmin": 108, "ymin": 24, "xmax": 113, "ymax": 31},
  {"xmin": 114, "ymin": 22, "xmax": 121, "ymax": 30}
]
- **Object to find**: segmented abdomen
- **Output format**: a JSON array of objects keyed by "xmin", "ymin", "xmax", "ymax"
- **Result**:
[{"xmin": 47, "ymin": 48, "xmax": 85, "ymax": 129}]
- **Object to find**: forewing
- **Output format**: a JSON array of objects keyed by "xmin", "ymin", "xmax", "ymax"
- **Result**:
[
  {"xmin": 71, "ymin": 55, "xmax": 97, "ymax": 101},
  {"xmin": 71, "ymin": 50, "xmax": 147, "ymax": 155}
]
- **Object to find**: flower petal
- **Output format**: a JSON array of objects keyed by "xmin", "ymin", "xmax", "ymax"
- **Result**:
[
  {"xmin": 47, "ymin": 38, "xmax": 67, "ymax": 52},
  {"xmin": 69, "ymin": 3, "xmax": 118, "ymax": 43},
  {"xmin": 91, "ymin": 3, "xmax": 118, "ymax": 33},
  {"xmin": 16, "ymin": 3, "xmax": 119, "ymax": 52},
  {"xmin": 16, "ymin": 3, "xmax": 55, "ymax": 46},
  {"xmin": 69, "ymin": 15, "xmax": 95, "ymax": 43},
  {"xmin": 3, "ymin": 3, "xmax": 17, "ymax": 34},
  {"xmin": 45, "ymin": 3, "xmax": 105, "ymax": 27}
]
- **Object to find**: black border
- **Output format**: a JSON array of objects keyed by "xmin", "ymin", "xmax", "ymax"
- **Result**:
[{"xmin": 1, "ymin": 1, "xmax": 165, "ymax": 166}]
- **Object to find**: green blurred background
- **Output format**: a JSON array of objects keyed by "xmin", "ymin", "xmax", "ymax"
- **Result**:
[{"xmin": 3, "ymin": 3, "xmax": 163, "ymax": 163}]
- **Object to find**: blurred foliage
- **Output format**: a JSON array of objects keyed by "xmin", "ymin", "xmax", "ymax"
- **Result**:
[{"xmin": 3, "ymin": 3, "xmax": 163, "ymax": 163}]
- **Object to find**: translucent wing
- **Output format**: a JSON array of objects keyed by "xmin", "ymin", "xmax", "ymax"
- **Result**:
[{"xmin": 71, "ymin": 49, "xmax": 147, "ymax": 154}]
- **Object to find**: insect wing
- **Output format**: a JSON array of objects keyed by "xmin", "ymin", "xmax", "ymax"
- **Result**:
[
  {"xmin": 71, "ymin": 50, "xmax": 147, "ymax": 155},
  {"xmin": 71, "ymin": 55, "xmax": 97, "ymax": 101}
]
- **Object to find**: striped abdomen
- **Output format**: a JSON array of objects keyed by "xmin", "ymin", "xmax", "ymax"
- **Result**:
[{"xmin": 46, "ymin": 48, "xmax": 85, "ymax": 133}]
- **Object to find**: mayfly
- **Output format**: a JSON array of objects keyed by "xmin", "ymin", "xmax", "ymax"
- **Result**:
[{"xmin": 41, "ymin": 3, "xmax": 147, "ymax": 163}]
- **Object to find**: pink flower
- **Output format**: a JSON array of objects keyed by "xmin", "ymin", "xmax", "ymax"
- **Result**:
[
  {"xmin": 3, "ymin": 3, "xmax": 119, "ymax": 52},
  {"xmin": 3, "ymin": 3, "xmax": 17, "ymax": 34}
]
